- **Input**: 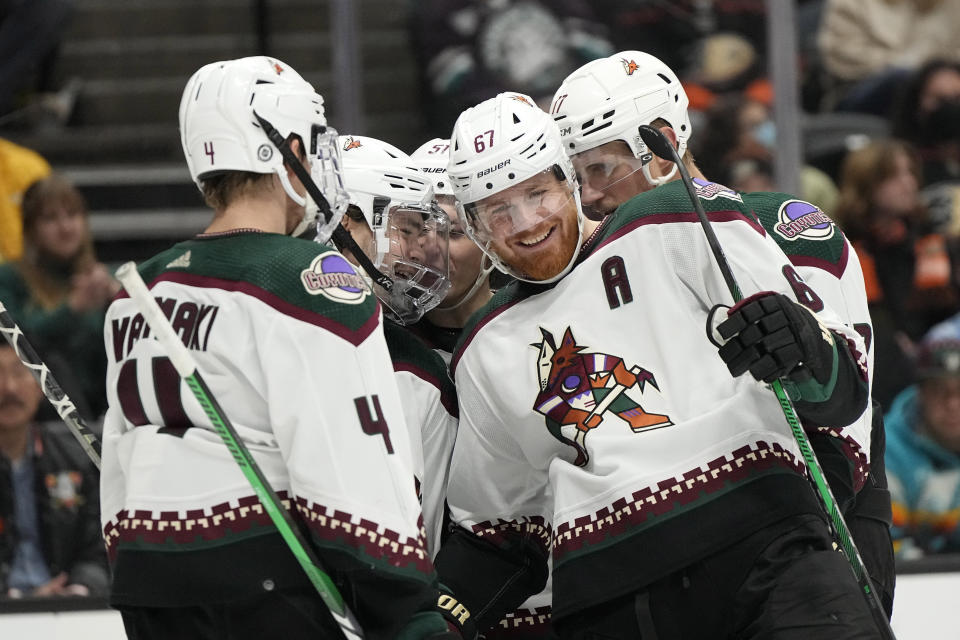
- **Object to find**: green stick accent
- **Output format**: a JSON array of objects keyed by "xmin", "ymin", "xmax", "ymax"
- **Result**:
[{"xmin": 184, "ymin": 374, "xmax": 345, "ymax": 614}]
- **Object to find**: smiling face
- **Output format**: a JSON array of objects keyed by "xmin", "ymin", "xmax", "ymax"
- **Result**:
[{"xmin": 466, "ymin": 169, "xmax": 581, "ymax": 281}]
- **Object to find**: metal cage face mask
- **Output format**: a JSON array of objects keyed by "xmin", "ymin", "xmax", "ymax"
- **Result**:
[
  {"xmin": 371, "ymin": 201, "xmax": 452, "ymax": 324},
  {"xmin": 306, "ymin": 125, "xmax": 351, "ymax": 243}
]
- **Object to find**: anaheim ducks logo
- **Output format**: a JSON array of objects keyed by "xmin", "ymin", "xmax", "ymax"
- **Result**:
[
  {"xmin": 621, "ymin": 58, "xmax": 640, "ymax": 75},
  {"xmin": 532, "ymin": 327, "xmax": 671, "ymax": 466},
  {"xmin": 342, "ymin": 136, "xmax": 362, "ymax": 151},
  {"xmin": 509, "ymin": 95, "xmax": 534, "ymax": 107}
]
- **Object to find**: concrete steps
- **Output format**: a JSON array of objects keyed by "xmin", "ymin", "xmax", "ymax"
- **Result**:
[{"xmin": 2, "ymin": 0, "xmax": 427, "ymax": 263}]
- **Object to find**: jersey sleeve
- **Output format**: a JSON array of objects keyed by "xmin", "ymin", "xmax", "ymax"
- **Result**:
[
  {"xmin": 434, "ymin": 354, "xmax": 551, "ymax": 635},
  {"xmin": 682, "ymin": 214, "xmax": 870, "ymax": 463}
]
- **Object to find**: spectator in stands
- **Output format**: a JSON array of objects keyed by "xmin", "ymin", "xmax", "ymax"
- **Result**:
[
  {"xmin": 589, "ymin": 0, "xmax": 768, "ymax": 80},
  {"xmin": 0, "ymin": 0, "xmax": 78, "ymax": 128},
  {"xmin": 817, "ymin": 0, "xmax": 960, "ymax": 114},
  {"xmin": 409, "ymin": 0, "xmax": 613, "ymax": 138},
  {"xmin": 891, "ymin": 59, "xmax": 960, "ymax": 189},
  {"xmin": 695, "ymin": 93, "xmax": 840, "ymax": 215},
  {"xmin": 834, "ymin": 138, "xmax": 960, "ymax": 409},
  {"xmin": 0, "ymin": 174, "xmax": 117, "ymax": 419},
  {"xmin": 0, "ymin": 340, "xmax": 107, "ymax": 598},
  {"xmin": 885, "ymin": 338, "xmax": 960, "ymax": 557},
  {"xmin": 0, "ymin": 138, "xmax": 50, "ymax": 262}
]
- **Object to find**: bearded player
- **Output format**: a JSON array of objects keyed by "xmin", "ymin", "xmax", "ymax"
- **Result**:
[{"xmin": 432, "ymin": 92, "xmax": 875, "ymax": 639}]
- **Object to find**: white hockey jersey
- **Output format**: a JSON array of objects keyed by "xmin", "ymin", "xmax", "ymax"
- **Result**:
[
  {"xmin": 443, "ymin": 180, "xmax": 870, "ymax": 623},
  {"xmin": 100, "ymin": 231, "xmax": 444, "ymax": 634},
  {"xmin": 383, "ymin": 320, "xmax": 459, "ymax": 557}
]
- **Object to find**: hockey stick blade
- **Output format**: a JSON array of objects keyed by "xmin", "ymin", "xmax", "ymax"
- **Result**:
[
  {"xmin": 114, "ymin": 262, "xmax": 364, "ymax": 640},
  {"xmin": 0, "ymin": 301, "xmax": 102, "ymax": 469},
  {"xmin": 637, "ymin": 124, "xmax": 895, "ymax": 639}
]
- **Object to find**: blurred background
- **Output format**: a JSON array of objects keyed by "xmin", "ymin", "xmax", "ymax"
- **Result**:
[{"xmin": 2, "ymin": 1, "xmax": 960, "ymax": 637}]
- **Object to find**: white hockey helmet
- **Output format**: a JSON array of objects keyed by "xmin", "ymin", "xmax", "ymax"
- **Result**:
[
  {"xmin": 448, "ymin": 92, "xmax": 583, "ymax": 283},
  {"xmin": 410, "ymin": 139, "xmax": 454, "ymax": 198},
  {"xmin": 339, "ymin": 135, "xmax": 451, "ymax": 324},
  {"xmin": 551, "ymin": 51, "xmax": 692, "ymax": 184},
  {"xmin": 178, "ymin": 56, "xmax": 349, "ymax": 240}
]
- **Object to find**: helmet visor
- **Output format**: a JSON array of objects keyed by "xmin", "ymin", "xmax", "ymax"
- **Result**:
[
  {"xmin": 375, "ymin": 202, "xmax": 452, "ymax": 324},
  {"xmin": 570, "ymin": 146, "xmax": 651, "ymax": 216},
  {"xmin": 308, "ymin": 125, "xmax": 351, "ymax": 243},
  {"xmin": 463, "ymin": 168, "xmax": 575, "ymax": 246}
]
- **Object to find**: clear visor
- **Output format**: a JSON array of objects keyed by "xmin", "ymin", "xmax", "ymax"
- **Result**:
[
  {"xmin": 307, "ymin": 126, "xmax": 351, "ymax": 243},
  {"xmin": 374, "ymin": 202, "xmax": 452, "ymax": 324},
  {"xmin": 570, "ymin": 146, "xmax": 651, "ymax": 196},
  {"xmin": 463, "ymin": 169, "xmax": 576, "ymax": 245}
]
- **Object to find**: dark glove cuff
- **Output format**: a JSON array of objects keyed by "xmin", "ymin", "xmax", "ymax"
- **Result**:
[
  {"xmin": 438, "ymin": 593, "xmax": 477, "ymax": 640},
  {"xmin": 781, "ymin": 337, "xmax": 839, "ymax": 403}
]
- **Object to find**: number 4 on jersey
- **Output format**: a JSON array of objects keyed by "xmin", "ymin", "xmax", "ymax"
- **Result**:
[{"xmin": 354, "ymin": 395, "xmax": 394, "ymax": 454}]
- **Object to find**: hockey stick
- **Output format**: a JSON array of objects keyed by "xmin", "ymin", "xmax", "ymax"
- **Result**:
[
  {"xmin": 253, "ymin": 111, "xmax": 393, "ymax": 293},
  {"xmin": 0, "ymin": 301, "xmax": 102, "ymax": 469},
  {"xmin": 114, "ymin": 262, "xmax": 364, "ymax": 640},
  {"xmin": 638, "ymin": 125, "xmax": 896, "ymax": 639}
]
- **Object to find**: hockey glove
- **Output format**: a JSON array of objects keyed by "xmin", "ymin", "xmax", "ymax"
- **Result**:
[
  {"xmin": 709, "ymin": 291, "xmax": 837, "ymax": 388},
  {"xmin": 436, "ymin": 591, "xmax": 476, "ymax": 640}
]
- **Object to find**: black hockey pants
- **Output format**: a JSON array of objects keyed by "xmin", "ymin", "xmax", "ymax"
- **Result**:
[
  {"xmin": 118, "ymin": 586, "xmax": 341, "ymax": 639},
  {"xmin": 553, "ymin": 514, "xmax": 879, "ymax": 640}
]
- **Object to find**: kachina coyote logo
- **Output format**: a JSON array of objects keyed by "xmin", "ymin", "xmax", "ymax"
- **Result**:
[{"xmin": 531, "ymin": 327, "xmax": 672, "ymax": 466}]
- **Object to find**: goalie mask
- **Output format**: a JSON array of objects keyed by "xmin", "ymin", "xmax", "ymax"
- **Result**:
[
  {"xmin": 179, "ymin": 56, "xmax": 349, "ymax": 242},
  {"xmin": 448, "ymin": 92, "xmax": 583, "ymax": 284},
  {"xmin": 551, "ymin": 51, "xmax": 692, "ymax": 199},
  {"xmin": 339, "ymin": 135, "xmax": 451, "ymax": 324}
]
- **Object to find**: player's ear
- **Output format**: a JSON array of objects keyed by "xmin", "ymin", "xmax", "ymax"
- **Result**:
[{"xmin": 655, "ymin": 126, "xmax": 679, "ymax": 172}]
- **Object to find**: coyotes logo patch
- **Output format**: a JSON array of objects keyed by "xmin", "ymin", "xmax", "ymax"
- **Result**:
[{"xmin": 532, "ymin": 327, "xmax": 671, "ymax": 466}]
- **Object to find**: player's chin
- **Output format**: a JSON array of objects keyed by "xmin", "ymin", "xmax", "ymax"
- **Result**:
[{"xmin": 505, "ymin": 227, "xmax": 578, "ymax": 280}]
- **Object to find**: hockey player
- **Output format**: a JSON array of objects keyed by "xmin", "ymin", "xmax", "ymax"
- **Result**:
[
  {"xmin": 552, "ymin": 50, "xmax": 894, "ymax": 618},
  {"xmin": 408, "ymin": 139, "xmax": 494, "ymax": 362},
  {"xmin": 410, "ymin": 139, "xmax": 552, "ymax": 637},
  {"xmin": 433, "ymin": 92, "xmax": 874, "ymax": 638},
  {"xmin": 100, "ymin": 58, "xmax": 457, "ymax": 639},
  {"xmin": 336, "ymin": 134, "xmax": 459, "ymax": 555}
]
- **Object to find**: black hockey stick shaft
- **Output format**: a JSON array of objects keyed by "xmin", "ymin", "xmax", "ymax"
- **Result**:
[
  {"xmin": 0, "ymin": 301, "xmax": 102, "ymax": 469},
  {"xmin": 252, "ymin": 111, "xmax": 393, "ymax": 292},
  {"xmin": 115, "ymin": 263, "xmax": 363, "ymax": 640},
  {"xmin": 638, "ymin": 125, "xmax": 895, "ymax": 639}
]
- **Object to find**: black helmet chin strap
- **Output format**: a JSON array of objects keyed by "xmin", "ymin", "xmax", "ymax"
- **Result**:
[{"xmin": 253, "ymin": 111, "xmax": 393, "ymax": 292}]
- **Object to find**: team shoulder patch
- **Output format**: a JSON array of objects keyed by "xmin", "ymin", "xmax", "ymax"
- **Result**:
[
  {"xmin": 692, "ymin": 178, "xmax": 743, "ymax": 202},
  {"xmin": 774, "ymin": 200, "xmax": 835, "ymax": 241},
  {"xmin": 300, "ymin": 251, "xmax": 371, "ymax": 304}
]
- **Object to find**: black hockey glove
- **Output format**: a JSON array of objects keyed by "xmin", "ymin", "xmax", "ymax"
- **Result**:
[
  {"xmin": 709, "ymin": 291, "xmax": 836, "ymax": 386},
  {"xmin": 436, "ymin": 591, "xmax": 476, "ymax": 640}
]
